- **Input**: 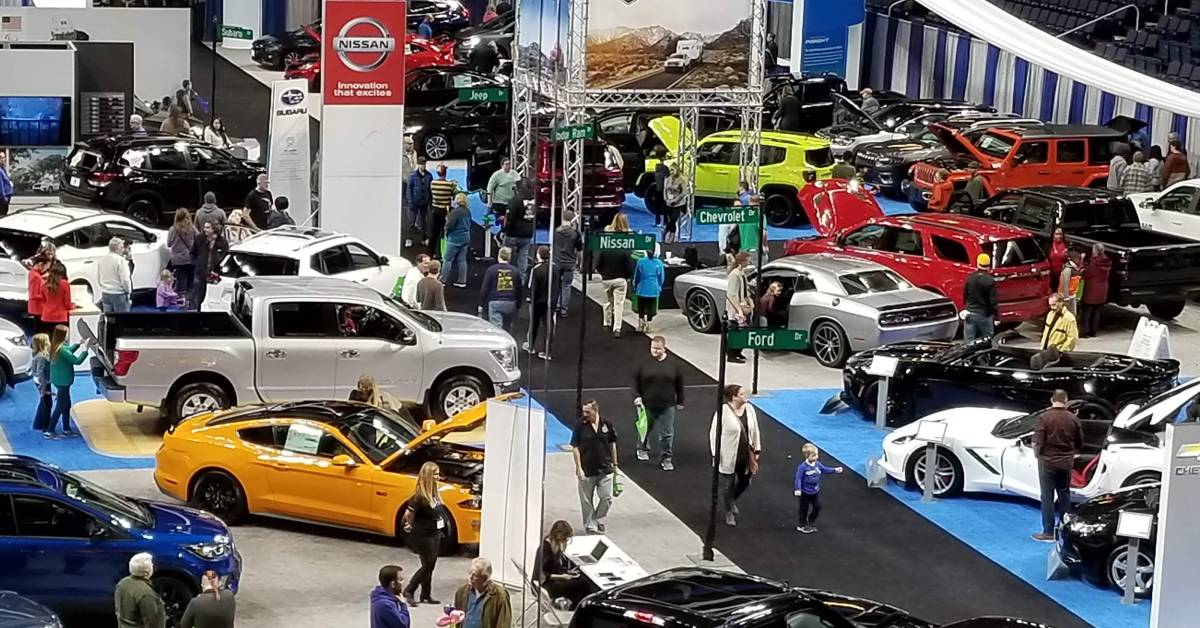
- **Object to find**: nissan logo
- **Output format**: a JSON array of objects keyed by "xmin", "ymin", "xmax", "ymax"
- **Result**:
[
  {"xmin": 333, "ymin": 17, "xmax": 396, "ymax": 72},
  {"xmin": 280, "ymin": 88, "xmax": 305, "ymax": 106}
]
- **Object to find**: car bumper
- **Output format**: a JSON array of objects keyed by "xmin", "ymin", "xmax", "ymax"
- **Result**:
[
  {"xmin": 91, "ymin": 358, "xmax": 128, "ymax": 403},
  {"xmin": 906, "ymin": 183, "xmax": 931, "ymax": 210},
  {"xmin": 879, "ymin": 441, "xmax": 909, "ymax": 481},
  {"xmin": 862, "ymin": 166, "xmax": 906, "ymax": 193},
  {"xmin": 59, "ymin": 188, "xmax": 110, "ymax": 208},
  {"xmin": 858, "ymin": 319, "xmax": 959, "ymax": 352},
  {"xmin": 251, "ymin": 48, "xmax": 280, "ymax": 65},
  {"xmin": 7, "ymin": 346, "xmax": 33, "ymax": 382}
]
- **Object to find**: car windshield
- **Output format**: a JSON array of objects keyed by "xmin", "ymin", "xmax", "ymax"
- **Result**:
[
  {"xmin": 975, "ymin": 132, "xmax": 1015, "ymax": 159},
  {"xmin": 984, "ymin": 237, "xmax": 1047, "ymax": 267},
  {"xmin": 991, "ymin": 411, "xmax": 1040, "ymax": 439},
  {"xmin": 385, "ymin": 295, "xmax": 443, "ymax": 332},
  {"xmin": 839, "ymin": 270, "xmax": 911, "ymax": 295},
  {"xmin": 60, "ymin": 470, "xmax": 153, "ymax": 527},
  {"xmin": 336, "ymin": 407, "xmax": 424, "ymax": 464},
  {"xmin": 218, "ymin": 252, "xmax": 300, "ymax": 278},
  {"xmin": 934, "ymin": 341, "xmax": 983, "ymax": 363},
  {"xmin": 0, "ymin": 228, "xmax": 44, "ymax": 263}
]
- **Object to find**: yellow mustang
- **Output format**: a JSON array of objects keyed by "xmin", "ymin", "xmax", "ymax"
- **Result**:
[{"xmin": 154, "ymin": 396, "xmax": 502, "ymax": 551}]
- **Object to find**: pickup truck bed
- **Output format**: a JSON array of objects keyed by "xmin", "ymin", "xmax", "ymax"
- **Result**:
[{"xmin": 100, "ymin": 312, "xmax": 248, "ymax": 356}]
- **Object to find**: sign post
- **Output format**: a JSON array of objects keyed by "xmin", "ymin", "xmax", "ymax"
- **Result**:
[
  {"xmin": 866, "ymin": 355, "xmax": 899, "ymax": 430},
  {"xmin": 1116, "ymin": 510, "xmax": 1154, "ymax": 605},
  {"xmin": 1151, "ymin": 422, "xmax": 1200, "ymax": 626},
  {"xmin": 915, "ymin": 421, "xmax": 948, "ymax": 503}
]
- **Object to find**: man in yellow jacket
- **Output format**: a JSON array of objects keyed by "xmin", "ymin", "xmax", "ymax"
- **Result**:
[{"xmin": 1041, "ymin": 293, "xmax": 1079, "ymax": 353}]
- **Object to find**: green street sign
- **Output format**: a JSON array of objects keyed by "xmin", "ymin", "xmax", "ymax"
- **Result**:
[
  {"xmin": 552, "ymin": 123, "xmax": 595, "ymax": 143},
  {"xmin": 458, "ymin": 87, "xmax": 508, "ymax": 103},
  {"xmin": 220, "ymin": 25, "xmax": 253, "ymax": 40},
  {"xmin": 695, "ymin": 206, "xmax": 761, "ymax": 225},
  {"xmin": 587, "ymin": 232, "xmax": 655, "ymax": 253},
  {"xmin": 726, "ymin": 328, "xmax": 809, "ymax": 351}
]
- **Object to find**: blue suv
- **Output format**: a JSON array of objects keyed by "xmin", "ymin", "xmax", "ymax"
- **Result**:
[{"xmin": 0, "ymin": 455, "xmax": 241, "ymax": 624}]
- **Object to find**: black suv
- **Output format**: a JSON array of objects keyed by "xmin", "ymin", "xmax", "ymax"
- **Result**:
[
  {"xmin": 60, "ymin": 133, "xmax": 265, "ymax": 227},
  {"xmin": 569, "ymin": 568, "xmax": 933, "ymax": 628}
]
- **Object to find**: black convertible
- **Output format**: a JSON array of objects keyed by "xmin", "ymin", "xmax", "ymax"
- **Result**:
[{"xmin": 837, "ymin": 338, "xmax": 1179, "ymax": 427}]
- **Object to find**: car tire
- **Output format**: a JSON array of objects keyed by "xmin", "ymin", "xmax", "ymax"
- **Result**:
[
  {"xmin": 124, "ymin": 195, "xmax": 164, "ymax": 226},
  {"xmin": 685, "ymin": 290, "xmax": 719, "ymax": 334},
  {"xmin": 282, "ymin": 49, "xmax": 303, "ymax": 69},
  {"xmin": 862, "ymin": 381, "xmax": 880, "ymax": 419},
  {"xmin": 763, "ymin": 191, "xmax": 798, "ymax": 227},
  {"xmin": 190, "ymin": 470, "xmax": 248, "ymax": 524},
  {"xmin": 0, "ymin": 362, "xmax": 8, "ymax": 392},
  {"xmin": 422, "ymin": 132, "xmax": 452, "ymax": 160},
  {"xmin": 151, "ymin": 575, "xmax": 197, "ymax": 627},
  {"xmin": 433, "ymin": 373, "xmax": 488, "ymax": 419},
  {"xmin": 171, "ymin": 382, "xmax": 230, "ymax": 424},
  {"xmin": 1121, "ymin": 471, "xmax": 1161, "ymax": 488},
  {"xmin": 396, "ymin": 504, "xmax": 460, "ymax": 556},
  {"xmin": 810, "ymin": 320, "xmax": 849, "ymax": 368},
  {"xmin": 905, "ymin": 446, "xmax": 964, "ymax": 497},
  {"xmin": 1106, "ymin": 544, "xmax": 1154, "ymax": 598},
  {"xmin": 1147, "ymin": 299, "xmax": 1185, "ymax": 320}
]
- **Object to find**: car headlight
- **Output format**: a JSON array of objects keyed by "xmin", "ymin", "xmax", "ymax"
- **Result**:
[
  {"xmin": 405, "ymin": 125, "xmax": 423, "ymax": 135},
  {"xmin": 875, "ymin": 155, "xmax": 900, "ymax": 165},
  {"xmin": 1063, "ymin": 515, "xmax": 1108, "ymax": 536},
  {"xmin": 832, "ymin": 135, "xmax": 853, "ymax": 146},
  {"xmin": 7, "ymin": 334, "xmax": 26, "ymax": 347},
  {"xmin": 465, "ymin": 36, "xmax": 481, "ymax": 47},
  {"xmin": 460, "ymin": 496, "xmax": 482, "ymax": 510},
  {"xmin": 187, "ymin": 534, "xmax": 232, "ymax": 560},
  {"xmin": 491, "ymin": 347, "xmax": 516, "ymax": 372},
  {"xmin": 889, "ymin": 435, "xmax": 914, "ymax": 446}
]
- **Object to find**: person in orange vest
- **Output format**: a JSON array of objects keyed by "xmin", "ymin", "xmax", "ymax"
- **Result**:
[{"xmin": 1058, "ymin": 250, "xmax": 1083, "ymax": 315}]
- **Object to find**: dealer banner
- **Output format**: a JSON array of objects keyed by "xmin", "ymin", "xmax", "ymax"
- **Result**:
[
  {"xmin": 322, "ymin": 0, "xmax": 408, "ymax": 106},
  {"xmin": 268, "ymin": 79, "xmax": 313, "ymax": 226}
]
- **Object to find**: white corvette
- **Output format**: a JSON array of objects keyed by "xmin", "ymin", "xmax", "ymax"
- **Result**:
[{"xmin": 876, "ymin": 378, "xmax": 1198, "ymax": 501}]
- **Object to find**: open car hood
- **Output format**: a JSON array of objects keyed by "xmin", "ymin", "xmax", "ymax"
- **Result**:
[
  {"xmin": 798, "ymin": 180, "xmax": 885, "ymax": 236},
  {"xmin": 646, "ymin": 115, "xmax": 696, "ymax": 157},
  {"xmin": 1105, "ymin": 115, "xmax": 1148, "ymax": 135},
  {"xmin": 386, "ymin": 393, "xmax": 524, "ymax": 458},
  {"xmin": 928, "ymin": 122, "xmax": 988, "ymax": 161}
]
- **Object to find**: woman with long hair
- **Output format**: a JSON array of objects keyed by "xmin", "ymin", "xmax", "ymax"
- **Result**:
[
  {"xmin": 537, "ymin": 520, "xmax": 591, "ymax": 607},
  {"xmin": 190, "ymin": 220, "xmax": 230, "ymax": 309},
  {"xmin": 595, "ymin": 213, "xmax": 635, "ymax": 337},
  {"xmin": 203, "ymin": 117, "xmax": 232, "ymax": 150},
  {"xmin": 709, "ymin": 384, "xmax": 761, "ymax": 527},
  {"xmin": 38, "ymin": 263, "xmax": 71, "ymax": 335},
  {"xmin": 349, "ymin": 374, "xmax": 379, "ymax": 406},
  {"xmin": 30, "ymin": 333, "xmax": 53, "ymax": 438},
  {"xmin": 402, "ymin": 462, "xmax": 443, "ymax": 607},
  {"xmin": 160, "ymin": 105, "xmax": 190, "ymax": 136},
  {"xmin": 180, "ymin": 570, "xmax": 236, "ymax": 628},
  {"xmin": 168, "ymin": 208, "xmax": 198, "ymax": 303},
  {"xmin": 48, "ymin": 325, "xmax": 91, "ymax": 437}
]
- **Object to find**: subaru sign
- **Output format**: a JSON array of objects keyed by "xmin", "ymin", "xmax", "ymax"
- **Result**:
[{"xmin": 280, "ymin": 88, "xmax": 306, "ymax": 106}]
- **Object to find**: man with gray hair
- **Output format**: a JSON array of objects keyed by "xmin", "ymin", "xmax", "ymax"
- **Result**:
[
  {"xmin": 98, "ymin": 237, "xmax": 133, "ymax": 313},
  {"xmin": 128, "ymin": 114, "xmax": 147, "ymax": 136},
  {"xmin": 115, "ymin": 552, "xmax": 167, "ymax": 628},
  {"xmin": 479, "ymin": 246, "xmax": 520, "ymax": 333},
  {"xmin": 453, "ymin": 557, "xmax": 511, "ymax": 628}
]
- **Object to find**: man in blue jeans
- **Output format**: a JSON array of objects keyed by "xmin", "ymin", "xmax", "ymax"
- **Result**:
[
  {"xmin": 552, "ymin": 209, "xmax": 583, "ymax": 316},
  {"xmin": 502, "ymin": 183, "xmax": 535, "ymax": 278},
  {"xmin": 478, "ymin": 247, "xmax": 519, "ymax": 333},
  {"xmin": 633, "ymin": 336, "xmax": 685, "ymax": 471},
  {"xmin": 440, "ymin": 193, "xmax": 472, "ymax": 288}
]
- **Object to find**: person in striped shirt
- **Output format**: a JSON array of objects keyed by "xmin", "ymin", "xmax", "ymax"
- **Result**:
[{"xmin": 428, "ymin": 164, "xmax": 459, "ymax": 258}]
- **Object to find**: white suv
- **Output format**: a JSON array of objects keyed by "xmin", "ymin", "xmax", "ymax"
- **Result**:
[
  {"xmin": 202, "ymin": 226, "xmax": 414, "ymax": 311},
  {"xmin": 0, "ymin": 317, "xmax": 32, "ymax": 394},
  {"xmin": 0, "ymin": 205, "xmax": 168, "ymax": 304}
]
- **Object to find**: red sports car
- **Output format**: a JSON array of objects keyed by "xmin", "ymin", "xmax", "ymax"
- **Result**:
[
  {"xmin": 284, "ymin": 35, "xmax": 456, "ymax": 92},
  {"xmin": 784, "ymin": 180, "xmax": 1051, "ymax": 323}
]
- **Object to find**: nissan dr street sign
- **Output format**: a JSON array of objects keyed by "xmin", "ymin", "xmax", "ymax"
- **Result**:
[{"xmin": 322, "ymin": 0, "xmax": 407, "ymax": 106}]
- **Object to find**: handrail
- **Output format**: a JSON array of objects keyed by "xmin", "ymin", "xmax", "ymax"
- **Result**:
[
  {"xmin": 887, "ymin": 0, "xmax": 908, "ymax": 16},
  {"xmin": 1057, "ymin": 3, "xmax": 1140, "ymax": 38}
]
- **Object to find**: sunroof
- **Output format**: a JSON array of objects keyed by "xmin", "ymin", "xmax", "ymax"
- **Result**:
[{"xmin": 624, "ymin": 573, "xmax": 782, "ymax": 611}]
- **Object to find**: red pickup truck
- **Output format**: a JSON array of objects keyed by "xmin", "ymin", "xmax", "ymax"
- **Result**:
[{"xmin": 786, "ymin": 180, "xmax": 1051, "ymax": 323}]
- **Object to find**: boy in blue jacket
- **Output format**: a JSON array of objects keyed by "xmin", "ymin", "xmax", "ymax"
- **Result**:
[
  {"xmin": 794, "ymin": 443, "xmax": 843, "ymax": 534},
  {"xmin": 632, "ymin": 249, "xmax": 665, "ymax": 333},
  {"xmin": 370, "ymin": 565, "xmax": 410, "ymax": 628}
]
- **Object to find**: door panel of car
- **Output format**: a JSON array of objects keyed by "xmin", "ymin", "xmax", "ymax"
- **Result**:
[
  {"xmin": 105, "ymin": 220, "xmax": 164, "ymax": 290},
  {"xmin": 265, "ymin": 423, "xmax": 373, "ymax": 527},
  {"xmin": 257, "ymin": 301, "xmax": 338, "ymax": 401},
  {"xmin": 54, "ymin": 223, "xmax": 111, "ymax": 292},
  {"xmin": 337, "ymin": 243, "xmax": 388, "ymax": 289},
  {"xmin": 1000, "ymin": 434, "xmax": 1041, "ymax": 498},
  {"xmin": 694, "ymin": 142, "xmax": 739, "ymax": 197},
  {"xmin": 1006, "ymin": 140, "xmax": 1052, "ymax": 188},
  {"xmin": 332, "ymin": 303, "xmax": 424, "ymax": 403},
  {"xmin": 143, "ymin": 144, "xmax": 204, "ymax": 209},
  {"xmin": 188, "ymin": 145, "xmax": 244, "ymax": 208},
  {"xmin": 405, "ymin": 71, "xmax": 451, "ymax": 109}
]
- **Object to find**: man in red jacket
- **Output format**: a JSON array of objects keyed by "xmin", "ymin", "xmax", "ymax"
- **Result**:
[{"xmin": 1078, "ymin": 243, "xmax": 1111, "ymax": 338}]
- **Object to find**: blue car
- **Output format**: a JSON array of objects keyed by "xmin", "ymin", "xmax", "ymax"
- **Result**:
[
  {"xmin": 0, "ymin": 455, "xmax": 241, "ymax": 624},
  {"xmin": 0, "ymin": 591, "xmax": 60, "ymax": 628}
]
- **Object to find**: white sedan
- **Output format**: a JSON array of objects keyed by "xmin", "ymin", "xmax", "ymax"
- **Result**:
[
  {"xmin": 1128, "ymin": 178, "xmax": 1200, "ymax": 238},
  {"xmin": 0, "ymin": 205, "xmax": 168, "ymax": 304},
  {"xmin": 878, "ymin": 388, "xmax": 1175, "ymax": 501}
]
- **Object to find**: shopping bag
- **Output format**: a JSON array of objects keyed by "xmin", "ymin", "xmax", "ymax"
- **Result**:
[
  {"xmin": 1046, "ymin": 546, "xmax": 1070, "ymax": 580},
  {"xmin": 634, "ymin": 403, "xmax": 648, "ymax": 443}
]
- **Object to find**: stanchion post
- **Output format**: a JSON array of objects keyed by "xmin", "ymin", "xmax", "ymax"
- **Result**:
[
  {"xmin": 210, "ymin": 14, "xmax": 219, "ymax": 119},
  {"xmin": 751, "ymin": 198, "xmax": 763, "ymax": 395},
  {"xmin": 921, "ymin": 441, "xmax": 937, "ymax": 503},
  {"xmin": 874, "ymin": 377, "xmax": 889, "ymax": 430},
  {"xmin": 1121, "ymin": 537, "xmax": 1140, "ymax": 605},
  {"xmin": 702, "ymin": 321, "xmax": 728, "ymax": 562}
]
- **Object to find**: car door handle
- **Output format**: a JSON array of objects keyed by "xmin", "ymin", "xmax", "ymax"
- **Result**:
[
  {"xmin": 339, "ymin": 349, "xmax": 360, "ymax": 358},
  {"xmin": 357, "ymin": 278, "xmax": 370, "ymax": 283},
  {"xmin": 264, "ymin": 349, "xmax": 287, "ymax": 359},
  {"xmin": 1037, "ymin": 171, "xmax": 1052, "ymax": 175}
]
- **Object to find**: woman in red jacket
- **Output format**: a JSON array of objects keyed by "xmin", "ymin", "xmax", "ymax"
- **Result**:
[
  {"xmin": 39, "ymin": 264, "xmax": 72, "ymax": 330},
  {"xmin": 1079, "ymin": 243, "xmax": 1112, "ymax": 338},
  {"xmin": 1048, "ymin": 228, "xmax": 1069, "ymax": 291},
  {"xmin": 26, "ymin": 257, "xmax": 46, "ymax": 335}
]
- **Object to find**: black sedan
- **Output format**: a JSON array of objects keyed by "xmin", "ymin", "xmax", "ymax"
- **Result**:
[
  {"xmin": 452, "ymin": 9, "xmax": 514, "ymax": 63},
  {"xmin": 838, "ymin": 339, "xmax": 1179, "ymax": 427},
  {"xmin": 408, "ymin": 0, "xmax": 471, "ymax": 36},
  {"xmin": 406, "ymin": 98, "xmax": 509, "ymax": 160},
  {"xmin": 405, "ymin": 67, "xmax": 508, "ymax": 112},
  {"xmin": 1059, "ymin": 483, "xmax": 1158, "ymax": 598},
  {"xmin": 251, "ymin": 21, "xmax": 321, "ymax": 69}
]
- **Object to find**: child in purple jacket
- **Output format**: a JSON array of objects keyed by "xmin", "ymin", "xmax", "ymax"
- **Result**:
[
  {"xmin": 794, "ymin": 443, "xmax": 843, "ymax": 534},
  {"xmin": 156, "ymin": 270, "xmax": 182, "ymax": 310}
]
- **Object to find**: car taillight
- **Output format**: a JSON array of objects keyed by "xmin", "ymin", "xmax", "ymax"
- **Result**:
[
  {"xmin": 88, "ymin": 172, "xmax": 119, "ymax": 188},
  {"xmin": 623, "ymin": 611, "xmax": 666, "ymax": 626},
  {"xmin": 114, "ymin": 350, "xmax": 139, "ymax": 376}
]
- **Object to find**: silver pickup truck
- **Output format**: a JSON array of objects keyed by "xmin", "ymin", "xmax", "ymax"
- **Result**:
[{"xmin": 87, "ymin": 276, "xmax": 520, "ymax": 424}]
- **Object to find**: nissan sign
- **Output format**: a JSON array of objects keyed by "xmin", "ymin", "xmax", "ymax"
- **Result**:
[{"xmin": 334, "ymin": 17, "xmax": 396, "ymax": 72}]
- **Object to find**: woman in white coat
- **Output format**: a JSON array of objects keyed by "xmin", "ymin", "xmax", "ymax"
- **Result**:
[{"xmin": 709, "ymin": 384, "xmax": 761, "ymax": 527}]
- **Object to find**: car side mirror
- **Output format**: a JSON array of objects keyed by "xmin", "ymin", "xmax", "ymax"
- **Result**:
[
  {"xmin": 331, "ymin": 454, "xmax": 357, "ymax": 468},
  {"xmin": 379, "ymin": 255, "xmax": 389, "ymax": 265},
  {"xmin": 1141, "ymin": 199, "xmax": 1156, "ymax": 211},
  {"xmin": 400, "ymin": 328, "xmax": 417, "ymax": 345},
  {"xmin": 146, "ymin": 233, "xmax": 157, "ymax": 243},
  {"xmin": 89, "ymin": 522, "xmax": 109, "ymax": 541}
]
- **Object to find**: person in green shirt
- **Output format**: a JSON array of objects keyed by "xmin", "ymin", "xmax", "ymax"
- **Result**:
[
  {"xmin": 737, "ymin": 195, "xmax": 767, "ymax": 266},
  {"xmin": 48, "ymin": 324, "xmax": 93, "ymax": 437},
  {"xmin": 486, "ymin": 158, "xmax": 521, "ymax": 217}
]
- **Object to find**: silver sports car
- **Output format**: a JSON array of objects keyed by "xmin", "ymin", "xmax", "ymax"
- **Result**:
[{"xmin": 674, "ymin": 253, "xmax": 959, "ymax": 367}]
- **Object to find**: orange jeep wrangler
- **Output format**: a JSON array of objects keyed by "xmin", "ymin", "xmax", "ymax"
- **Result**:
[{"xmin": 907, "ymin": 123, "xmax": 1124, "ymax": 211}]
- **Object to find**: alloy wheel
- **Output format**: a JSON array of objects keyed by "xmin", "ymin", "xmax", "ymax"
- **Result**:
[
  {"xmin": 1110, "ymin": 549, "xmax": 1154, "ymax": 595},
  {"xmin": 912, "ymin": 451, "xmax": 956, "ymax": 496},
  {"xmin": 444, "ymin": 385, "xmax": 481, "ymax": 417},
  {"xmin": 199, "ymin": 475, "xmax": 238, "ymax": 517},
  {"xmin": 425, "ymin": 134, "xmax": 450, "ymax": 160},
  {"xmin": 764, "ymin": 196, "xmax": 792, "ymax": 227},
  {"xmin": 686, "ymin": 292, "xmax": 714, "ymax": 332},
  {"xmin": 284, "ymin": 51, "xmax": 303, "ymax": 67},
  {"xmin": 181, "ymin": 393, "xmax": 220, "ymax": 418},
  {"xmin": 152, "ymin": 578, "xmax": 194, "ymax": 627},
  {"xmin": 813, "ymin": 325, "xmax": 843, "ymax": 365}
]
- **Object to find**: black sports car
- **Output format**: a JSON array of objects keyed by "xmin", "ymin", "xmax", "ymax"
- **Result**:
[
  {"xmin": 406, "ymin": 98, "xmax": 509, "ymax": 160},
  {"xmin": 408, "ymin": 0, "xmax": 471, "ymax": 36},
  {"xmin": 251, "ymin": 21, "xmax": 321, "ymax": 69},
  {"xmin": 838, "ymin": 339, "xmax": 1179, "ymax": 427},
  {"xmin": 1059, "ymin": 483, "xmax": 1158, "ymax": 598},
  {"xmin": 763, "ymin": 73, "xmax": 908, "ymax": 133},
  {"xmin": 405, "ymin": 67, "xmax": 508, "ymax": 112},
  {"xmin": 452, "ymin": 9, "xmax": 514, "ymax": 62}
]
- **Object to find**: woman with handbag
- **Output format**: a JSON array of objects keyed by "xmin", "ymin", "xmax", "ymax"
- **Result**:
[
  {"xmin": 709, "ymin": 384, "xmax": 762, "ymax": 527},
  {"xmin": 402, "ymin": 462, "xmax": 444, "ymax": 607},
  {"xmin": 190, "ymin": 220, "xmax": 229, "ymax": 310}
]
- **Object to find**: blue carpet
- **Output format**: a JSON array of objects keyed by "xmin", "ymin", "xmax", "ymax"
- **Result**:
[
  {"xmin": 449, "ymin": 167, "xmax": 916, "ymax": 245},
  {"xmin": 752, "ymin": 389, "xmax": 1150, "ymax": 628}
]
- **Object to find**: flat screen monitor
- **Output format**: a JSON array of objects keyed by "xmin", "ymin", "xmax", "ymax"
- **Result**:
[{"xmin": 0, "ymin": 96, "xmax": 72, "ymax": 146}]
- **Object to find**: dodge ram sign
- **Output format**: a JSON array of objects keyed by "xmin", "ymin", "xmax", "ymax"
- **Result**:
[{"xmin": 322, "ymin": 0, "xmax": 407, "ymax": 105}]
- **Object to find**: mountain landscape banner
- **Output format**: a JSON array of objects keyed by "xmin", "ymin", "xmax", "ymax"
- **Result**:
[
  {"xmin": 585, "ymin": 0, "xmax": 752, "ymax": 91},
  {"xmin": 517, "ymin": 0, "xmax": 569, "ymax": 94}
]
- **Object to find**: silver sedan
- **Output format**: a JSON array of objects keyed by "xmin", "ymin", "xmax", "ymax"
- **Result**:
[{"xmin": 674, "ymin": 253, "xmax": 960, "ymax": 367}]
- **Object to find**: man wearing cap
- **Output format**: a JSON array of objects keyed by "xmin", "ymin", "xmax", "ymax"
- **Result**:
[{"xmin": 961, "ymin": 252, "xmax": 996, "ymax": 342}]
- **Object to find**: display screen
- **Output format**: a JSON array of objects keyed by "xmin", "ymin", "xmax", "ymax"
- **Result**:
[{"xmin": 0, "ymin": 96, "xmax": 72, "ymax": 146}]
